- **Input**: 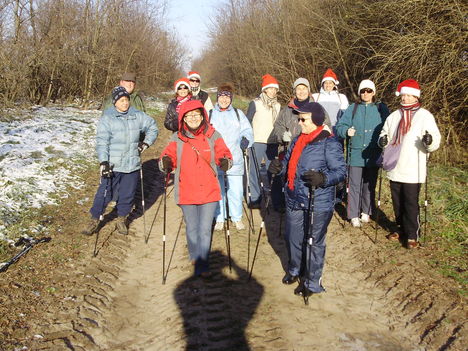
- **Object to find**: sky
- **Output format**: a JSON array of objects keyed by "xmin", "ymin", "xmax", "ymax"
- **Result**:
[{"xmin": 165, "ymin": 0, "xmax": 220, "ymax": 70}]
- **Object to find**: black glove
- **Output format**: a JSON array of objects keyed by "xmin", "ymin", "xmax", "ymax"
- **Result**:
[
  {"xmin": 422, "ymin": 131, "xmax": 432, "ymax": 148},
  {"xmin": 138, "ymin": 142, "xmax": 149, "ymax": 154},
  {"xmin": 100, "ymin": 161, "xmax": 113, "ymax": 178},
  {"xmin": 219, "ymin": 157, "xmax": 231, "ymax": 172},
  {"xmin": 268, "ymin": 159, "xmax": 283, "ymax": 175},
  {"xmin": 378, "ymin": 135, "xmax": 388, "ymax": 148},
  {"xmin": 240, "ymin": 137, "xmax": 249, "ymax": 151},
  {"xmin": 161, "ymin": 155, "xmax": 173, "ymax": 173},
  {"xmin": 301, "ymin": 170, "xmax": 325, "ymax": 188}
]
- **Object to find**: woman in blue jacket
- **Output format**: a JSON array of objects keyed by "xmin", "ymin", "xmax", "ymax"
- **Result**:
[
  {"xmin": 210, "ymin": 84, "xmax": 254, "ymax": 231},
  {"xmin": 335, "ymin": 80, "xmax": 389, "ymax": 227},
  {"xmin": 82, "ymin": 86, "xmax": 158, "ymax": 236},
  {"xmin": 269, "ymin": 102, "xmax": 346, "ymax": 298}
]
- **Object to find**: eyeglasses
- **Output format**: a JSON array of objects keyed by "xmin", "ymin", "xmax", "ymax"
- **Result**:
[
  {"xmin": 297, "ymin": 117, "xmax": 310, "ymax": 123},
  {"xmin": 360, "ymin": 88, "xmax": 374, "ymax": 94},
  {"xmin": 184, "ymin": 113, "xmax": 202, "ymax": 120},
  {"xmin": 190, "ymin": 79, "xmax": 200, "ymax": 83},
  {"xmin": 177, "ymin": 85, "xmax": 189, "ymax": 90}
]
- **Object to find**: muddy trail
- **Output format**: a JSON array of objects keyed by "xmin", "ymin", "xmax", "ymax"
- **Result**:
[{"xmin": 0, "ymin": 129, "xmax": 466, "ymax": 351}]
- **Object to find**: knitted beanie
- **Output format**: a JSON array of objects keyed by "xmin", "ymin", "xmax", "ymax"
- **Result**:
[
  {"xmin": 358, "ymin": 79, "xmax": 376, "ymax": 94},
  {"xmin": 112, "ymin": 86, "xmax": 130, "ymax": 105}
]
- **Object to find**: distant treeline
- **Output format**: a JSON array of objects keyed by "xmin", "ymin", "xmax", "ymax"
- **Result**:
[
  {"xmin": 194, "ymin": 0, "xmax": 467, "ymax": 165},
  {"xmin": 0, "ymin": 0, "xmax": 181, "ymax": 107}
]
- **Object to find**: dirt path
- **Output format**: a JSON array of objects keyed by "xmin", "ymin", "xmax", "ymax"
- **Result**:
[{"xmin": 1, "ymin": 132, "xmax": 465, "ymax": 351}]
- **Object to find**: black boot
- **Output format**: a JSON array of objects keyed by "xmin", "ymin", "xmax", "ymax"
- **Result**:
[
  {"xmin": 282, "ymin": 273, "xmax": 298, "ymax": 285},
  {"xmin": 115, "ymin": 216, "xmax": 128, "ymax": 235}
]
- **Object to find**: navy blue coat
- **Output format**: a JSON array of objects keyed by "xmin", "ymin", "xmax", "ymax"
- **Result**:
[{"xmin": 282, "ymin": 132, "xmax": 346, "ymax": 212}]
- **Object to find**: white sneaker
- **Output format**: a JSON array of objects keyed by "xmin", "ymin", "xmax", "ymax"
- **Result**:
[
  {"xmin": 234, "ymin": 221, "xmax": 245, "ymax": 230},
  {"xmin": 361, "ymin": 213, "xmax": 370, "ymax": 223},
  {"xmin": 214, "ymin": 222, "xmax": 224, "ymax": 231},
  {"xmin": 350, "ymin": 217, "xmax": 361, "ymax": 228}
]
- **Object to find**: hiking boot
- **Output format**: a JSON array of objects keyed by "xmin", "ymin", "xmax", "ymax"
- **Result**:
[
  {"xmin": 407, "ymin": 239, "xmax": 420, "ymax": 249},
  {"xmin": 234, "ymin": 221, "xmax": 245, "ymax": 230},
  {"xmin": 360, "ymin": 213, "xmax": 370, "ymax": 223},
  {"xmin": 115, "ymin": 216, "xmax": 128, "ymax": 235},
  {"xmin": 350, "ymin": 217, "xmax": 361, "ymax": 228},
  {"xmin": 81, "ymin": 216, "xmax": 99, "ymax": 236},
  {"xmin": 214, "ymin": 222, "xmax": 224, "ymax": 231},
  {"xmin": 387, "ymin": 232, "xmax": 400, "ymax": 241}
]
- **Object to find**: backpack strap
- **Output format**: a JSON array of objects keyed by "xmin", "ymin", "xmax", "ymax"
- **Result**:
[{"xmin": 210, "ymin": 108, "xmax": 240, "ymax": 122}]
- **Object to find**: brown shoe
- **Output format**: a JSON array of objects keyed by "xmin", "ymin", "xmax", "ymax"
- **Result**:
[
  {"xmin": 81, "ymin": 216, "xmax": 99, "ymax": 236},
  {"xmin": 115, "ymin": 216, "xmax": 128, "ymax": 235},
  {"xmin": 387, "ymin": 232, "xmax": 400, "ymax": 241},
  {"xmin": 407, "ymin": 239, "xmax": 419, "ymax": 249}
]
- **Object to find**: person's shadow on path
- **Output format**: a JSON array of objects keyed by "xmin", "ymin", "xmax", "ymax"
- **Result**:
[{"xmin": 174, "ymin": 250, "xmax": 264, "ymax": 351}]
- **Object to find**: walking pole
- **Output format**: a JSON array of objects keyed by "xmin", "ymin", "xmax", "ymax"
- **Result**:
[
  {"xmin": 223, "ymin": 173, "xmax": 232, "ymax": 272},
  {"xmin": 243, "ymin": 150, "xmax": 254, "ymax": 272},
  {"xmin": 162, "ymin": 172, "xmax": 170, "ymax": 284},
  {"xmin": 250, "ymin": 147, "xmax": 270, "ymax": 215},
  {"xmin": 374, "ymin": 167, "xmax": 383, "ymax": 242},
  {"xmin": 139, "ymin": 164, "xmax": 147, "ymax": 239},
  {"xmin": 94, "ymin": 177, "xmax": 110, "ymax": 257},
  {"xmin": 248, "ymin": 219, "xmax": 264, "ymax": 281},
  {"xmin": 304, "ymin": 185, "xmax": 316, "ymax": 306},
  {"xmin": 423, "ymin": 143, "xmax": 430, "ymax": 244}
]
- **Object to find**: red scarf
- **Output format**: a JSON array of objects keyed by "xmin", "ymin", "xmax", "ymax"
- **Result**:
[
  {"xmin": 393, "ymin": 102, "xmax": 420, "ymax": 145},
  {"xmin": 176, "ymin": 95, "xmax": 192, "ymax": 114},
  {"xmin": 287, "ymin": 126, "xmax": 324, "ymax": 190}
]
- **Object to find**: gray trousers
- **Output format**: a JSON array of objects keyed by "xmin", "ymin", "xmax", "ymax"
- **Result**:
[{"xmin": 347, "ymin": 166, "xmax": 378, "ymax": 219}]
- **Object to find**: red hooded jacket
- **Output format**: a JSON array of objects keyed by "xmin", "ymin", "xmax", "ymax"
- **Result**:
[{"xmin": 160, "ymin": 100, "xmax": 232, "ymax": 205}]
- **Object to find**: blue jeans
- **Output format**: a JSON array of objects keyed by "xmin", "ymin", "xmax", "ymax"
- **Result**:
[
  {"xmin": 90, "ymin": 170, "xmax": 139, "ymax": 218},
  {"xmin": 215, "ymin": 174, "xmax": 244, "ymax": 222},
  {"xmin": 285, "ymin": 208, "xmax": 333, "ymax": 293},
  {"xmin": 180, "ymin": 202, "xmax": 218, "ymax": 275}
]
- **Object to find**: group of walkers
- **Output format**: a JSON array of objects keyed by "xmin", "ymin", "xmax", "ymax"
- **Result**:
[{"xmin": 81, "ymin": 69, "xmax": 441, "ymax": 298}]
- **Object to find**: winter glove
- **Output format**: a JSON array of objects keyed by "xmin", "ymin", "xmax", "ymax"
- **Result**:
[
  {"xmin": 282, "ymin": 130, "xmax": 292, "ymax": 143},
  {"xmin": 422, "ymin": 131, "xmax": 432, "ymax": 148},
  {"xmin": 160, "ymin": 155, "xmax": 173, "ymax": 173},
  {"xmin": 240, "ymin": 136, "xmax": 249, "ymax": 151},
  {"xmin": 301, "ymin": 170, "xmax": 325, "ymax": 188},
  {"xmin": 378, "ymin": 135, "xmax": 388, "ymax": 148},
  {"xmin": 347, "ymin": 127, "xmax": 356, "ymax": 137},
  {"xmin": 268, "ymin": 159, "xmax": 283, "ymax": 175},
  {"xmin": 219, "ymin": 157, "xmax": 231, "ymax": 172},
  {"xmin": 138, "ymin": 142, "xmax": 149, "ymax": 154},
  {"xmin": 100, "ymin": 161, "xmax": 114, "ymax": 178}
]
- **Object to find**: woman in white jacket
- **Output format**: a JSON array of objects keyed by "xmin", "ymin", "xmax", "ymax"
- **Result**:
[
  {"xmin": 379, "ymin": 79, "xmax": 441, "ymax": 248},
  {"xmin": 210, "ymin": 84, "xmax": 254, "ymax": 230}
]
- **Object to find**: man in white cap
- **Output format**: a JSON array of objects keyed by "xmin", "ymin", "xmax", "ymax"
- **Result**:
[{"xmin": 187, "ymin": 71, "xmax": 213, "ymax": 112}]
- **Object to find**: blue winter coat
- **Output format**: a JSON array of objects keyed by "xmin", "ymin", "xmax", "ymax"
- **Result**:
[
  {"xmin": 335, "ymin": 102, "xmax": 389, "ymax": 167},
  {"xmin": 209, "ymin": 104, "xmax": 254, "ymax": 175},
  {"xmin": 282, "ymin": 132, "xmax": 346, "ymax": 212},
  {"xmin": 96, "ymin": 106, "xmax": 158, "ymax": 173}
]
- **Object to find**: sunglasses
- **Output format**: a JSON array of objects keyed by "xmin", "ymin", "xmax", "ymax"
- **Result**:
[
  {"xmin": 297, "ymin": 117, "xmax": 310, "ymax": 123},
  {"xmin": 190, "ymin": 79, "xmax": 200, "ymax": 83},
  {"xmin": 360, "ymin": 88, "xmax": 374, "ymax": 94},
  {"xmin": 177, "ymin": 85, "xmax": 189, "ymax": 90}
]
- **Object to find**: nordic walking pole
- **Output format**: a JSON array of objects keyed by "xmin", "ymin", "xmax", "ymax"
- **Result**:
[
  {"xmin": 248, "ymin": 218, "xmax": 264, "ymax": 281},
  {"xmin": 374, "ymin": 167, "xmax": 383, "ymax": 242},
  {"xmin": 304, "ymin": 185, "xmax": 316, "ymax": 306},
  {"xmin": 162, "ymin": 172, "xmax": 170, "ymax": 284},
  {"xmin": 423, "ymin": 131, "xmax": 431, "ymax": 244},
  {"xmin": 94, "ymin": 176, "xmax": 111, "ymax": 257},
  {"xmin": 223, "ymin": 173, "xmax": 232, "ymax": 273},
  {"xmin": 243, "ymin": 150, "xmax": 254, "ymax": 272},
  {"xmin": 250, "ymin": 147, "xmax": 270, "ymax": 215},
  {"xmin": 139, "ymin": 164, "xmax": 147, "ymax": 240}
]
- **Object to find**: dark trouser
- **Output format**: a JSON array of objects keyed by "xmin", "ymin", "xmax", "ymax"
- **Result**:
[
  {"xmin": 347, "ymin": 166, "xmax": 378, "ymax": 219},
  {"xmin": 180, "ymin": 202, "xmax": 217, "ymax": 275},
  {"xmin": 90, "ymin": 170, "xmax": 139, "ymax": 219},
  {"xmin": 285, "ymin": 208, "xmax": 333, "ymax": 293},
  {"xmin": 248, "ymin": 142, "xmax": 282, "ymax": 208},
  {"xmin": 390, "ymin": 181, "xmax": 421, "ymax": 241}
]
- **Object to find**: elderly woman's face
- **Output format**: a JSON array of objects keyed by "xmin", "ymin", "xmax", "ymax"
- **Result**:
[
  {"xmin": 218, "ymin": 95, "xmax": 232, "ymax": 109},
  {"xmin": 295, "ymin": 84, "xmax": 309, "ymax": 101},
  {"xmin": 401, "ymin": 94, "xmax": 419, "ymax": 104},
  {"xmin": 323, "ymin": 80, "xmax": 335, "ymax": 92},
  {"xmin": 297, "ymin": 112, "xmax": 317, "ymax": 134},
  {"xmin": 184, "ymin": 110, "xmax": 203, "ymax": 130},
  {"xmin": 177, "ymin": 84, "xmax": 190, "ymax": 98}
]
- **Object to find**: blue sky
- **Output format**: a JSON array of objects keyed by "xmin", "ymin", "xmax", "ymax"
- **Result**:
[{"xmin": 165, "ymin": 0, "xmax": 220, "ymax": 68}]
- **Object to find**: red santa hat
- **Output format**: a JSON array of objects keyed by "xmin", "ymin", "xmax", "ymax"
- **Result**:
[
  {"xmin": 395, "ymin": 79, "xmax": 421, "ymax": 97},
  {"xmin": 174, "ymin": 77, "xmax": 191, "ymax": 92},
  {"xmin": 187, "ymin": 71, "xmax": 201, "ymax": 80},
  {"xmin": 261, "ymin": 74, "xmax": 279, "ymax": 91},
  {"xmin": 321, "ymin": 68, "xmax": 339, "ymax": 85}
]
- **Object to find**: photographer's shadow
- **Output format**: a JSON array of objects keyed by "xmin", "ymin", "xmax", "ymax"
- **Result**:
[{"xmin": 174, "ymin": 250, "xmax": 264, "ymax": 351}]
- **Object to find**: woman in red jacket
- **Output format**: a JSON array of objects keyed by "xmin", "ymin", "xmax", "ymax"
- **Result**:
[{"xmin": 160, "ymin": 100, "xmax": 232, "ymax": 278}]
